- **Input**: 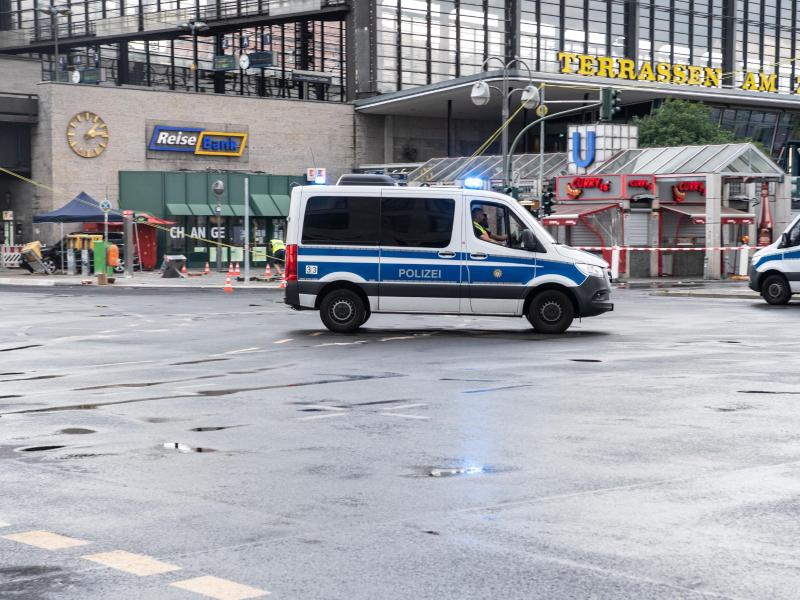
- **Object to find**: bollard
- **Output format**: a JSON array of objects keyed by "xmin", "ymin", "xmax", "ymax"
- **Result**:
[
  {"xmin": 610, "ymin": 246, "xmax": 620, "ymax": 281},
  {"xmin": 738, "ymin": 245, "xmax": 750, "ymax": 277}
]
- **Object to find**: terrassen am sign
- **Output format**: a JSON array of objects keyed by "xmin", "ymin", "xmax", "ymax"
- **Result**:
[{"xmin": 557, "ymin": 52, "xmax": 794, "ymax": 94}]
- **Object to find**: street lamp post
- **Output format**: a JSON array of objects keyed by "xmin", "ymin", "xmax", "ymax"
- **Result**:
[
  {"xmin": 212, "ymin": 179, "xmax": 224, "ymax": 272},
  {"xmin": 179, "ymin": 20, "xmax": 209, "ymax": 92},
  {"xmin": 470, "ymin": 56, "xmax": 539, "ymax": 190},
  {"xmin": 39, "ymin": 3, "xmax": 71, "ymax": 81}
]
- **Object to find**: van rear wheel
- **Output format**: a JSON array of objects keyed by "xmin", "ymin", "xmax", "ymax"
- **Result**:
[
  {"xmin": 319, "ymin": 288, "xmax": 367, "ymax": 333},
  {"xmin": 762, "ymin": 274, "xmax": 791, "ymax": 305},
  {"xmin": 527, "ymin": 290, "xmax": 574, "ymax": 334}
]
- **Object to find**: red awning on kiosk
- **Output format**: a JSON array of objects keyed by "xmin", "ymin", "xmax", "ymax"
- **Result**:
[
  {"xmin": 661, "ymin": 204, "xmax": 754, "ymax": 225},
  {"xmin": 541, "ymin": 203, "xmax": 618, "ymax": 226}
]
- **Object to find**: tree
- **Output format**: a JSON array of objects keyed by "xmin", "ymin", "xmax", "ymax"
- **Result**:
[{"xmin": 633, "ymin": 99, "xmax": 736, "ymax": 147}]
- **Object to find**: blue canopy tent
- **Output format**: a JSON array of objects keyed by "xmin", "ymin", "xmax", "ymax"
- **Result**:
[
  {"xmin": 33, "ymin": 192, "xmax": 122, "ymax": 274},
  {"xmin": 33, "ymin": 192, "xmax": 122, "ymax": 223}
]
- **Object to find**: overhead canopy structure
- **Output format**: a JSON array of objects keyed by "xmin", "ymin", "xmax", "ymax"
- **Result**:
[
  {"xmin": 661, "ymin": 204, "xmax": 755, "ymax": 225},
  {"xmin": 589, "ymin": 143, "xmax": 784, "ymax": 178},
  {"xmin": 33, "ymin": 192, "xmax": 123, "ymax": 223},
  {"xmin": 541, "ymin": 203, "xmax": 618, "ymax": 226},
  {"xmin": 407, "ymin": 153, "xmax": 568, "ymax": 186}
]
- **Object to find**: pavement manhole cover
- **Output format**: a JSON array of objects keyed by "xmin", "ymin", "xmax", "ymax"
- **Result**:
[{"xmin": 162, "ymin": 442, "xmax": 216, "ymax": 453}]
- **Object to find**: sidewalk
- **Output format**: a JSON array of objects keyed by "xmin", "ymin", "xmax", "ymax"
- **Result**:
[
  {"xmin": 0, "ymin": 269, "xmax": 283, "ymax": 289},
  {"xmin": 621, "ymin": 279, "xmax": 762, "ymax": 300}
]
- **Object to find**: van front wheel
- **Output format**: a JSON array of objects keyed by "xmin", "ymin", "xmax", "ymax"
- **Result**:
[
  {"xmin": 319, "ymin": 288, "xmax": 367, "ymax": 333},
  {"xmin": 761, "ymin": 274, "xmax": 792, "ymax": 305},
  {"xmin": 527, "ymin": 290, "xmax": 574, "ymax": 334}
]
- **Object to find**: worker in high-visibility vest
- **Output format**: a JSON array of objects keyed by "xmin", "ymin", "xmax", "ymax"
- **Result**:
[
  {"xmin": 472, "ymin": 206, "xmax": 507, "ymax": 245},
  {"xmin": 270, "ymin": 238, "xmax": 286, "ymax": 276}
]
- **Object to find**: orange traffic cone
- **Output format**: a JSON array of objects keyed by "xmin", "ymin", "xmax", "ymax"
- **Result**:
[
  {"xmin": 234, "ymin": 262, "xmax": 241, "ymax": 277},
  {"xmin": 264, "ymin": 263, "xmax": 272, "ymax": 279},
  {"xmin": 203, "ymin": 262, "xmax": 210, "ymax": 275},
  {"xmin": 180, "ymin": 264, "xmax": 188, "ymax": 276},
  {"xmin": 223, "ymin": 275, "xmax": 234, "ymax": 293},
  {"xmin": 227, "ymin": 263, "xmax": 233, "ymax": 276},
  {"xmin": 279, "ymin": 278, "xmax": 287, "ymax": 290}
]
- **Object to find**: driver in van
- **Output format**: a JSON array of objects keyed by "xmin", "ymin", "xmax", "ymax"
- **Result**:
[{"xmin": 472, "ymin": 206, "xmax": 507, "ymax": 245}]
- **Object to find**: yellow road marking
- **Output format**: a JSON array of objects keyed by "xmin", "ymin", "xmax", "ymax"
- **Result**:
[
  {"xmin": 170, "ymin": 575, "xmax": 269, "ymax": 599},
  {"xmin": 2, "ymin": 530, "xmax": 90, "ymax": 550},
  {"xmin": 82, "ymin": 550, "xmax": 181, "ymax": 576}
]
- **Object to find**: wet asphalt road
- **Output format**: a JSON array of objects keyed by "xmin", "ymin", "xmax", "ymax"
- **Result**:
[{"xmin": 1, "ymin": 284, "xmax": 799, "ymax": 600}]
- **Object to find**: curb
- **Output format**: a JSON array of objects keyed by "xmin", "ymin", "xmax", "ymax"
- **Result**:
[
  {"xmin": 652, "ymin": 290, "xmax": 761, "ymax": 300},
  {"xmin": 0, "ymin": 277, "xmax": 283, "ymax": 290}
]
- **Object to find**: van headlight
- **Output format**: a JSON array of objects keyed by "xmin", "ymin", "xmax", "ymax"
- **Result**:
[{"xmin": 576, "ymin": 263, "xmax": 605, "ymax": 278}]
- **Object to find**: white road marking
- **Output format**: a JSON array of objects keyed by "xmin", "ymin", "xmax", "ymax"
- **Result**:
[
  {"xmin": 140, "ymin": 329, "xmax": 171, "ymax": 333},
  {"xmin": 380, "ymin": 412, "xmax": 429, "ymax": 420},
  {"xmin": 82, "ymin": 550, "xmax": 181, "ymax": 576},
  {"xmin": 300, "ymin": 404, "xmax": 347, "ymax": 411},
  {"xmin": 273, "ymin": 339, "xmax": 293, "ymax": 344},
  {"xmin": 170, "ymin": 575, "xmax": 270, "ymax": 599},
  {"xmin": 308, "ymin": 332, "xmax": 323, "ymax": 336},
  {"xmin": 297, "ymin": 412, "xmax": 350, "ymax": 421},
  {"xmin": 209, "ymin": 347, "xmax": 261, "ymax": 357},
  {"xmin": 381, "ymin": 403, "xmax": 427, "ymax": 411},
  {"xmin": 380, "ymin": 336, "xmax": 416, "ymax": 342},
  {"xmin": 90, "ymin": 360, "xmax": 156, "ymax": 368},
  {"xmin": 315, "ymin": 340, "xmax": 367, "ymax": 347},
  {"xmin": 2, "ymin": 530, "xmax": 90, "ymax": 550}
]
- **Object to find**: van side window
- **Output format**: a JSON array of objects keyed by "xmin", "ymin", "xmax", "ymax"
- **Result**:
[
  {"xmin": 787, "ymin": 221, "xmax": 800, "ymax": 247},
  {"xmin": 302, "ymin": 196, "xmax": 380, "ymax": 245},
  {"xmin": 381, "ymin": 197, "xmax": 455, "ymax": 248},
  {"xmin": 471, "ymin": 200, "xmax": 531, "ymax": 249}
]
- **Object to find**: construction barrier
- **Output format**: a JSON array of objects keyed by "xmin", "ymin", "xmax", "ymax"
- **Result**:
[{"xmin": 1, "ymin": 244, "xmax": 23, "ymax": 268}]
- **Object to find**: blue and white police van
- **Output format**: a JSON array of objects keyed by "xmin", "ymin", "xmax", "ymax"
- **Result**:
[
  {"xmin": 749, "ymin": 214, "xmax": 800, "ymax": 304},
  {"xmin": 283, "ymin": 184, "xmax": 613, "ymax": 333}
]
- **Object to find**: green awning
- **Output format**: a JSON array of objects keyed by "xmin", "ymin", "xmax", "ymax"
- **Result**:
[
  {"xmin": 166, "ymin": 202, "xmax": 192, "ymax": 216},
  {"xmin": 189, "ymin": 202, "xmax": 214, "ymax": 216},
  {"xmin": 270, "ymin": 194, "xmax": 290, "ymax": 217},
  {"xmin": 229, "ymin": 201, "xmax": 245, "ymax": 216},
  {"xmin": 250, "ymin": 194, "xmax": 282, "ymax": 217}
]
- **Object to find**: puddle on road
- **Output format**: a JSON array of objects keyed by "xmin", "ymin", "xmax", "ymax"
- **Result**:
[
  {"xmin": 17, "ymin": 445, "xmax": 66, "ymax": 452},
  {"xmin": 144, "ymin": 417, "xmax": 180, "ymax": 423},
  {"xmin": 738, "ymin": 390, "xmax": 800, "ymax": 395},
  {"xmin": 0, "ymin": 372, "xmax": 25, "ymax": 376},
  {"xmin": 422, "ymin": 530, "xmax": 441, "ymax": 535},
  {"xmin": 189, "ymin": 426, "xmax": 240, "ymax": 432},
  {"xmin": 0, "ymin": 344, "xmax": 43, "ymax": 353},
  {"xmin": 707, "ymin": 404, "xmax": 755, "ymax": 412},
  {"xmin": 195, "ymin": 372, "xmax": 404, "ymax": 397},
  {"xmin": 0, "ymin": 374, "xmax": 64, "ymax": 383},
  {"xmin": 0, "ymin": 395, "xmax": 22, "ymax": 400},
  {"xmin": 570, "ymin": 359, "xmax": 603, "ymax": 363},
  {"xmin": 170, "ymin": 358, "xmax": 231, "ymax": 366},
  {"xmin": 162, "ymin": 442, "xmax": 216, "ymax": 453},
  {"xmin": 59, "ymin": 428, "xmax": 95, "ymax": 435}
]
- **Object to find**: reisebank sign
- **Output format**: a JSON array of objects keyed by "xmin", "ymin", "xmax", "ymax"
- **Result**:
[
  {"xmin": 148, "ymin": 124, "xmax": 248, "ymax": 157},
  {"xmin": 557, "ymin": 52, "xmax": 793, "ymax": 93}
]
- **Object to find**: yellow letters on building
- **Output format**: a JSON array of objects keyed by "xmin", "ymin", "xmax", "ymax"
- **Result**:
[
  {"xmin": 617, "ymin": 59, "xmax": 636, "ymax": 80},
  {"xmin": 704, "ymin": 67, "xmax": 721, "ymax": 87},
  {"xmin": 557, "ymin": 52, "xmax": 579, "ymax": 74},
  {"xmin": 687, "ymin": 66, "xmax": 704, "ymax": 85},
  {"xmin": 758, "ymin": 73, "xmax": 777, "ymax": 92},
  {"xmin": 673, "ymin": 64, "xmax": 688, "ymax": 84},
  {"xmin": 578, "ymin": 54, "xmax": 598, "ymax": 76},
  {"xmin": 637, "ymin": 62, "xmax": 656, "ymax": 82},
  {"xmin": 656, "ymin": 62, "xmax": 672, "ymax": 83}
]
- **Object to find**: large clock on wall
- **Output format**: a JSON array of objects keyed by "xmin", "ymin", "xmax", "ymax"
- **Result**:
[{"xmin": 66, "ymin": 111, "xmax": 109, "ymax": 158}]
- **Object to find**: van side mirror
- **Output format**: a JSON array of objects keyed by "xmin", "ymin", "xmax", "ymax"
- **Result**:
[{"xmin": 521, "ymin": 229, "xmax": 543, "ymax": 252}]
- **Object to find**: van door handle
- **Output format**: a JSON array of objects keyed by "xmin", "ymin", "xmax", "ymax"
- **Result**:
[
  {"xmin": 470, "ymin": 252, "xmax": 488, "ymax": 260},
  {"xmin": 437, "ymin": 251, "xmax": 456, "ymax": 259}
]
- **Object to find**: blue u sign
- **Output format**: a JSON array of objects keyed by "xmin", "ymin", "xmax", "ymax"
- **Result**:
[{"xmin": 572, "ymin": 131, "xmax": 596, "ymax": 169}]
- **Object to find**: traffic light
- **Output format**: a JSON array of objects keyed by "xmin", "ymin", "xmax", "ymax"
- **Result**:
[
  {"xmin": 600, "ymin": 88, "xmax": 621, "ymax": 121},
  {"xmin": 541, "ymin": 192, "xmax": 555, "ymax": 216}
]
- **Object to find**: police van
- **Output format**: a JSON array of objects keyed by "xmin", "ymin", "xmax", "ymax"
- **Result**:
[
  {"xmin": 749, "ymin": 214, "xmax": 800, "ymax": 304},
  {"xmin": 283, "ymin": 185, "xmax": 613, "ymax": 333}
]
